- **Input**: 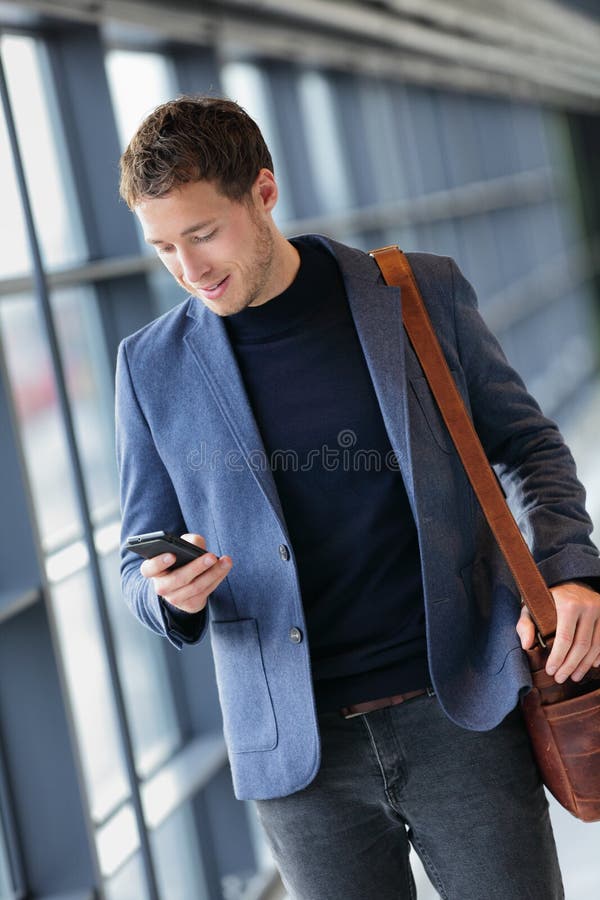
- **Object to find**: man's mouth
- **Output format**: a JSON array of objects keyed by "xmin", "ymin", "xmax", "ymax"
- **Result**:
[{"xmin": 198, "ymin": 275, "xmax": 230, "ymax": 299}]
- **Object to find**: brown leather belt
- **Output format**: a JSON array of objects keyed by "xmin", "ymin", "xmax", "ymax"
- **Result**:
[{"xmin": 340, "ymin": 687, "xmax": 433, "ymax": 719}]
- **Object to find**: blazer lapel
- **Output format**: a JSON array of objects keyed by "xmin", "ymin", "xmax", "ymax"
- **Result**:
[
  {"xmin": 183, "ymin": 302, "xmax": 290, "ymax": 535},
  {"xmin": 313, "ymin": 236, "xmax": 416, "ymax": 506}
]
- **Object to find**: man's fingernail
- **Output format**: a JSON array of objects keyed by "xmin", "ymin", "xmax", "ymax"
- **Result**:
[
  {"xmin": 546, "ymin": 666, "xmax": 556, "ymax": 676},
  {"xmin": 163, "ymin": 554, "xmax": 174, "ymax": 564}
]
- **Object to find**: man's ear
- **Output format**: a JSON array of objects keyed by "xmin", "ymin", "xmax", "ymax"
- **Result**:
[{"xmin": 254, "ymin": 168, "xmax": 278, "ymax": 213}]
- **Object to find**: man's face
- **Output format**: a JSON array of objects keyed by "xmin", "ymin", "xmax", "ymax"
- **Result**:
[{"xmin": 135, "ymin": 174, "xmax": 280, "ymax": 316}]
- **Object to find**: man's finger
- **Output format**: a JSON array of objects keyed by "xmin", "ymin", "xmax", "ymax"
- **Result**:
[
  {"xmin": 154, "ymin": 551, "xmax": 218, "ymax": 595},
  {"xmin": 567, "ymin": 618, "xmax": 600, "ymax": 682},
  {"xmin": 546, "ymin": 621, "xmax": 590, "ymax": 681},
  {"xmin": 546, "ymin": 620, "xmax": 579, "ymax": 677},
  {"xmin": 140, "ymin": 533, "xmax": 208, "ymax": 579},
  {"xmin": 161, "ymin": 556, "xmax": 232, "ymax": 611},
  {"xmin": 516, "ymin": 604, "xmax": 536, "ymax": 650},
  {"xmin": 140, "ymin": 552, "xmax": 175, "ymax": 578}
]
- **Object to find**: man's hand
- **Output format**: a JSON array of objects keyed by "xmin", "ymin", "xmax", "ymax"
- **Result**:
[
  {"xmin": 516, "ymin": 581, "xmax": 600, "ymax": 683},
  {"xmin": 140, "ymin": 532, "xmax": 232, "ymax": 614}
]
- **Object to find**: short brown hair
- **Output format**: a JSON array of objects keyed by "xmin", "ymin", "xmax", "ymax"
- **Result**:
[{"xmin": 119, "ymin": 95, "xmax": 274, "ymax": 209}]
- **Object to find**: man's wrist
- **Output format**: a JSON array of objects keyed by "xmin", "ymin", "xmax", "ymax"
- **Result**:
[{"xmin": 159, "ymin": 595, "xmax": 206, "ymax": 642}]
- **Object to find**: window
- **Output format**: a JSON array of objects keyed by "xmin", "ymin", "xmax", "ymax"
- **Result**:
[
  {"xmin": 49, "ymin": 565, "xmax": 130, "ymax": 823},
  {"xmin": 0, "ymin": 822, "xmax": 12, "ymax": 897},
  {"xmin": 0, "ymin": 88, "xmax": 30, "ymax": 280},
  {"xmin": 104, "ymin": 851, "xmax": 149, "ymax": 900},
  {"xmin": 52, "ymin": 286, "xmax": 119, "ymax": 525},
  {"xmin": 1, "ymin": 34, "xmax": 87, "ymax": 271},
  {"xmin": 0, "ymin": 295, "xmax": 81, "ymax": 548},
  {"xmin": 0, "ymin": 284, "xmax": 117, "ymax": 548},
  {"xmin": 151, "ymin": 803, "xmax": 209, "ymax": 900},
  {"xmin": 105, "ymin": 49, "xmax": 177, "ymax": 258},
  {"xmin": 105, "ymin": 50, "xmax": 176, "ymax": 151},
  {"xmin": 221, "ymin": 61, "xmax": 294, "ymax": 224},
  {"xmin": 100, "ymin": 547, "xmax": 182, "ymax": 780},
  {"xmin": 297, "ymin": 69, "xmax": 354, "ymax": 215}
]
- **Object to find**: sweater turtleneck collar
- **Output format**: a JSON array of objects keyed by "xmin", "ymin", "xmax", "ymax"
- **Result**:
[{"xmin": 224, "ymin": 236, "xmax": 342, "ymax": 344}]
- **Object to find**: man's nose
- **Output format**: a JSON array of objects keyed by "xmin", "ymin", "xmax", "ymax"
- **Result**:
[{"xmin": 179, "ymin": 249, "xmax": 210, "ymax": 285}]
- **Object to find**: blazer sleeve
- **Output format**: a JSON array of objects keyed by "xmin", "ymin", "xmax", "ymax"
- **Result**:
[
  {"xmin": 115, "ymin": 339, "xmax": 207, "ymax": 649},
  {"xmin": 449, "ymin": 257, "xmax": 600, "ymax": 588}
]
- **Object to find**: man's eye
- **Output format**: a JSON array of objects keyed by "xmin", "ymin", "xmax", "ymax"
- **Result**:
[
  {"xmin": 192, "ymin": 230, "xmax": 217, "ymax": 244},
  {"xmin": 157, "ymin": 245, "xmax": 174, "ymax": 254}
]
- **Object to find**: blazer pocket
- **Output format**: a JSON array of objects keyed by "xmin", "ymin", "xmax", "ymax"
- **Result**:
[
  {"xmin": 211, "ymin": 618, "xmax": 278, "ymax": 754},
  {"xmin": 461, "ymin": 557, "xmax": 521, "ymax": 674},
  {"xmin": 409, "ymin": 375, "xmax": 453, "ymax": 454}
]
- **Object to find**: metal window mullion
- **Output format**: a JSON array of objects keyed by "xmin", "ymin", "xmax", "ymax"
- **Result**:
[{"xmin": 0, "ymin": 53, "xmax": 161, "ymax": 900}]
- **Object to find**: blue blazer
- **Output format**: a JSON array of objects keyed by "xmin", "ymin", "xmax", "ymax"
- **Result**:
[{"xmin": 116, "ymin": 235, "xmax": 600, "ymax": 800}]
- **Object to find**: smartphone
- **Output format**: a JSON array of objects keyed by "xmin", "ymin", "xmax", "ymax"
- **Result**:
[{"xmin": 126, "ymin": 531, "xmax": 208, "ymax": 569}]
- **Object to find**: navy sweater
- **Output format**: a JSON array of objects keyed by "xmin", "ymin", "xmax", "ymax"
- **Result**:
[{"xmin": 221, "ymin": 237, "xmax": 430, "ymax": 711}]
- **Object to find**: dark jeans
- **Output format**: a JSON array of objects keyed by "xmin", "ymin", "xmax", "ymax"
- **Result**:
[{"xmin": 254, "ymin": 692, "xmax": 564, "ymax": 899}]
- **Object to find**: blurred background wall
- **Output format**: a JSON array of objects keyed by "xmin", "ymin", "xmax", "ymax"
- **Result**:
[{"xmin": 0, "ymin": 1, "xmax": 599, "ymax": 898}]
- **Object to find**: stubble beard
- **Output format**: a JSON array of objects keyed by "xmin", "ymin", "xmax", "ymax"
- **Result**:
[
  {"xmin": 240, "ymin": 217, "xmax": 276, "ymax": 313},
  {"xmin": 194, "ymin": 215, "xmax": 277, "ymax": 317}
]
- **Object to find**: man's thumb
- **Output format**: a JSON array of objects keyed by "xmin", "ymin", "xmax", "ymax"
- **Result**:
[{"xmin": 516, "ymin": 604, "xmax": 536, "ymax": 650}]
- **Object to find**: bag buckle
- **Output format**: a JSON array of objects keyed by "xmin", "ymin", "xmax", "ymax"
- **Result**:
[{"xmin": 537, "ymin": 631, "xmax": 547, "ymax": 649}]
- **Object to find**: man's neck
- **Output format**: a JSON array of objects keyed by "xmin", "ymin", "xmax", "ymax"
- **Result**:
[{"xmin": 251, "ymin": 233, "xmax": 301, "ymax": 308}]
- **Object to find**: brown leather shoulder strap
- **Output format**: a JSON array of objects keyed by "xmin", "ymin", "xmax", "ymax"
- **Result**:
[{"xmin": 370, "ymin": 245, "xmax": 556, "ymax": 639}]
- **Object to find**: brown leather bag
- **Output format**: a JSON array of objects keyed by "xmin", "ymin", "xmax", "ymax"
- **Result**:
[{"xmin": 371, "ymin": 245, "xmax": 600, "ymax": 822}]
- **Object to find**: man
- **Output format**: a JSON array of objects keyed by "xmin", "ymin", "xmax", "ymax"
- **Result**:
[{"xmin": 116, "ymin": 96, "xmax": 600, "ymax": 899}]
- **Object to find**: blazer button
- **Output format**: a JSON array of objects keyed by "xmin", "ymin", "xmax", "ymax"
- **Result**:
[
  {"xmin": 289, "ymin": 627, "xmax": 303, "ymax": 644},
  {"xmin": 279, "ymin": 544, "xmax": 290, "ymax": 561}
]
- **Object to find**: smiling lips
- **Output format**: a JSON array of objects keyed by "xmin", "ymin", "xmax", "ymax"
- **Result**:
[{"xmin": 199, "ymin": 274, "xmax": 230, "ymax": 299}]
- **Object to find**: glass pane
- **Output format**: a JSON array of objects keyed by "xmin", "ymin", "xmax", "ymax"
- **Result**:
[
  {"xmin": 355, "ymin": 78, "xmax": 408, "ymax": 204},
  {"xmin": 0, "ymin": 90, "xmax": 31, "ymax": 280},
  {"xmin": 297, "ymin": 70, "xmax": 354, "ymax": 215},
  {"xmin": 1, "ymin": 34, "xmax": 87, "ymax": 270},
  {"xmin": 221, "ymin": 61, "xmax": 294, "ymax": 225},
  {"xmin": 402, "ymin": 88, "xmax": 448, "ymax": 194},
  {"xmin": 511, "ymin": 102, "xmax": 549, "ymax": 172},
  {"xmin": 96, "ymin": 801, "xmax": 141, "ymax": 882},
  {"xmin": 472, "ymin": 94, "xmax": 519, "ymax": 180},
  {"xmin": 101, "ymin": 548, "xmax": 181, "ymax": 779},
  {"xmin": 49, "ymin": 565, "xmax": 130, "ymax": 823},
  {"xmin": 104, "ymin": 49, "xmax": 176, "ymax": 254},
  {"xmin": 53, "ymin": 285, "xmax": 119, "ymax": 522},
  {"xmin": 149, "ymin": 264, "xmax": 188, "ymax": 316},
  {"xmin": 0, "ymin": 295, "xmax": 80, "ymax": 549},
  {"xmin": 105, "ymin": 50, "xmax": 176, "ymax": 151},
  {"xmin": 388, "ymin": 84, "xmax": 426, "ymax": 200},
  {"xmin": 543, "ymin": 110, "xmax": 582, "ymax": 249},
  {"xmin": 104, "ymin": 850, "xmax": 149, "ymax": 900},
  {"xmin": 0, "ymin": 819, "xmax": 12, "ymax": 898},
  {"xmin": 435, "ymin": 91, "xmax": 482, "ymax": 189},
  {"xmin": 151, "ymin": 803, "xmax": 209, "ymax": 900}
]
